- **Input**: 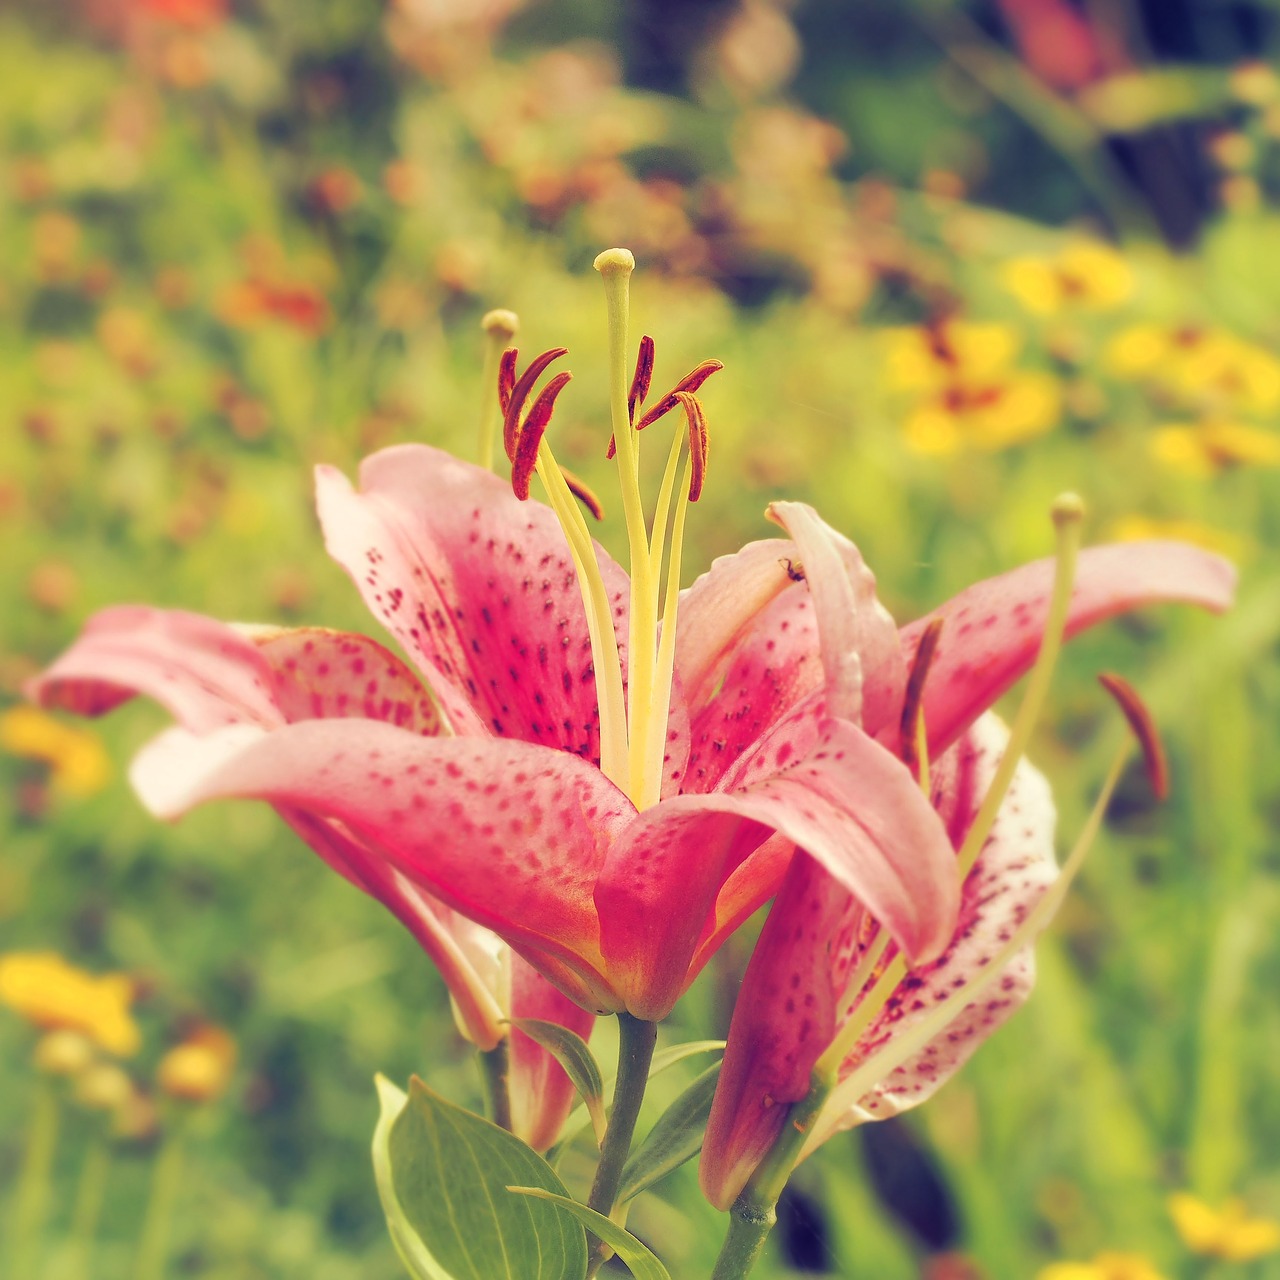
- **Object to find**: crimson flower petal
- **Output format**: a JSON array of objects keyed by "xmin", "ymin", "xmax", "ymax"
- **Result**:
[
  {"xmin": 898, "ymin": 540, "xmax": 1237, "ymax": 756},
  {"xmin": 129, "ymin": 719, "xmax": 634, "ymax": 1012},
  {"xmin": 315, "ymin": 444, "xmax": 630, "ymax": 760}
]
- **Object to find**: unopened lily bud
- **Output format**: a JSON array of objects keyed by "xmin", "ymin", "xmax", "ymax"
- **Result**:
[{"xmin": 34, "ymin": 1029, "xmax": 95, "ymax": 1077}]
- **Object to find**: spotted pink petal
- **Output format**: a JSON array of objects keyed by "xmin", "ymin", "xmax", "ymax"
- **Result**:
[
  {"xmin": 594, "ymin": 713, "xmax": 959, "ymax": 1023},
  {"xmin": 897, "ymin": 541, "xmax": 1237, "ymax": 756},
  {"xmin": 766, "ymin": 502, "xmax": 906, "ymax": 729},
  {"xmin": 314, "ymin": 444, "xmax": 633, "ymax": 762},
  {"xmin": 128, "ymin": 719, "xmax": 634, "ymax": 1013},
  {"xmin": 810, "ymin": 714, "xmax": 1056, "ymax": 1145},
  {"xmin": 700, "ymin": 851, "xmax": 860, "ymax": 1209},
  {"xmin": 509, "ymin": 959, "xmax": 597, "ymax": 1153},
  {"xmin": 699, "ymin": 714, "xmax": 1056, "ymax": 1209},
  {"xmin": 27, "ymin": 607, "xmax": 282, "ymax": 730}
]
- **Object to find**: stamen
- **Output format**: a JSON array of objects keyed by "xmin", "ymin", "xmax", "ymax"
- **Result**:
[
  {"xmin": 512, "ymin": 371, "xmax": 573, "ymax": 500},
  {"xmin": 606, "ymin": 334, "xmax": 658, "ymax": 460},
  {"xmin": 954, "ymin": 492, "xmax": 1085, "ymax": 881},
  {"xmin": 1098, "ymin": 672, "xmax": 1169, "ymax": 800},
  {"xmin": 629, "ymin": 334, "xmax": 655, "ymax": 421},
  {"xmin": 479, "ymin": 310, "xmax": 518, "ymax": 471},
  {"xmin": 498, "ymin": 346, "xmax": 518, "ymax": 418},
  {"xmin": 673, "ymin": 391, "xmax": 709, "ymax": 502},
  {"xmin": 900, "ymin": 618, "xmax": 944, "ymax": 781},
  {"xmin": 561, "ymin": 467, "xmax": 605, "ymax": 521},
  {"xmin": 634, "ymin": 359, "xmax": 724, "ymax": 431},
  {"xmin": 503, "ymin": 347, "xmax": 568, "ymax": 463}
]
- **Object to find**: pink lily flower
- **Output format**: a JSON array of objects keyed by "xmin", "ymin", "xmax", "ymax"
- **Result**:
[
  {"xmin": 698, "ymin": 510, "xmax": 1235, "ymax": 1210},
  {"xmin": 28, "ymin": 443, "xmax": 961, "ymax": 1030}
]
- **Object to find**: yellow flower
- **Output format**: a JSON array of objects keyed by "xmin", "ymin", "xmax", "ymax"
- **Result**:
[
  {"xmin": 882, "ymin": 322, "xmax": 1019, "ymax": 392},
  {"xmin": 0, "ymin": 705, "xmax": 111, "ymax": 798},
  {"xmin": 1151, "ymin": 422, "xmax": 1280, "ymax": 476},
  {"xmin": 1038, "ymin": 1252, "xmax": 1167, "ymax": 1280},
  {"xmin": 1104, "ymin": 325, "xmax": 1168, "ymax": 377},
  {"xmin": 0, "ymin": 952, "xmax": 140, "ymax": 1057},
  {"xmin": 157, "ymin": 1024, "xmax": 237, "ymax": 1103},
  {"xmin": 904, "ymin": 371, "xmax": 1060, "ymax": 455},
  {"xmin": 1002, "ymin": 241, "xmax": 1135, "ymax": 315},
  {"xmin": 1169, "ymin": 1192, "xmax": 1280, "ymax": 1262}
]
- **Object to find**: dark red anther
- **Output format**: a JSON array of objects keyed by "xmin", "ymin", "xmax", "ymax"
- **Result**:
[
  {"xmin": 899, "ymin": 617, "xmax": 944, "ymax": 779},
  {"xmin": 673, "ymin": 391, "xmax": 708, "ymax": 503},
  {"xmin": 1098, "ymin": 672, "xmax": 1169, "ymax": 800},
  {"xmin": 498, "ymin": 347, "xmax": 518, "ymax": 418},
  {"xmin": 562, "ymin": 466, "xmax": 605, "ymax": 520},
  {"xmin": 503, "ymin": 347, "xmax": 568, "ymax": 463},
  {"xmin": 511, "ymin": 371, "xmax": 573, "ymax": 500},
  {"xmin": 635, "ymin": 359, "xmax": 723, "ymax": 431},
  {"xmin": 629, "ymin": 334, "xmax": 655, "ymax": 423}
]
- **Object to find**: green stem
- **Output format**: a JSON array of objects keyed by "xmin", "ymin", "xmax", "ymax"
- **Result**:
[
  {"xmin": 710, "ymin": 1074, "xmax": 833, "ymax": 1280},
  {"xmin": 584, "ymin": 1013, "xmax": 658, "ymax": 1277},
  {"xmin": 134, "ymin": 1118, "xmax": 186, "ymax": 1280},
  {"xmin": 66, "ymin": 1127, "xmax": 112, "ymax": 1280},
  {"xmin": 478, "ymin": 1041, "xmax": 513, "ymax": 1132},
  {"xmin": 5, "ymin": 1076, "xmax": 61, "ymax": 1279}
]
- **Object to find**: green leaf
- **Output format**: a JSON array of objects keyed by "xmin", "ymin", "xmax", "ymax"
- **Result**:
[
  {"xmin": 506, "ymin": 1188, "xmax": 671, "ymax": 1280},
  {"xmin": 553, "ymin": 1040, "xmax": 725, "ymax": 1162},
  {"xmin": 508, "ymin": 1017, "xmax": 607, "ymax": 1146},
  {"xmin": 371, "ymin": 1074, "xmax": 587, "ymax": 1280},
  {"xmin": 617, "ymin": 1062, "xmax": 721, "ymax": 1203}
]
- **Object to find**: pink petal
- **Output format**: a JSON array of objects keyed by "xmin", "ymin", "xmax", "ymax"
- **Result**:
[
  {"xmin": 700, "ymin": 852, "xmax": 860, "ymax": 1209},
  {"xmin": 129, "ymin": 718, "xmax": 634, "ymax": 1013},
  {"xmin": 813, "ymin": 714, "xmax": 1057, "ymax": 1143},
  {"xmin": 715, "ymin": 713, "xmax": 960, "ymax": 965},
  {"xmin": 898, "ymin": 541, "xmax": 1237, "ymax": 756},
  {"xmin": 255, "ymin": 627, "xmax": 448, "ymax": 734},
  {"xmin": 679, "ymin": 583, "xmax": 824, "ymax": 795},
  {"xmin": 27, "ymin": 607, "xmax": 282, "ymax": 731},
  {"xmin": 509, "ymin": 959, "xmax": 597, "ymax": 1153},
  {"xmin": 766, "ymin": 502, "xmax": 906, "ymax": 729},
  {"xmin": 594, "ymin": 806, "xmax": 771, "ymax": 1020},
  {"xmin": 315, "ymin": 444, "xmax": 630, "ymax": 761},
  {"xmin": 700, "ymin": 714, "xmax": 1055, "ymax": 1207}
]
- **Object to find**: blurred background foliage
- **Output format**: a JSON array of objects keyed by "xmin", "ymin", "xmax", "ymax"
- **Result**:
[{"xmin": 1, "ymin": 0, "xmax": 1279, "ymax": 1276}]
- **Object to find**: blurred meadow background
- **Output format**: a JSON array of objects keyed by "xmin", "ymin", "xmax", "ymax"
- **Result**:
[{"xmin": 2, "ymin": 0, "xmax": 1279, "ymax": 1276}]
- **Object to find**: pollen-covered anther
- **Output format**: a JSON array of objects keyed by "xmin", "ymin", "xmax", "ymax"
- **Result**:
[
  {"xmin": 561, "ymin": 467, "xmax": 605, "ymax": 521},
  {"xmin": 1098, "ymin": 671, "xmax": 1170, "ymax": 800},
  {"xmin": 511, "ymin": 370, "xmax": 573, "ymax": 501},
  {"xmin": 673, "ymin": 391, "xmax": 709, "ymax": 501},
  {"xmin": 635, "ymin": 359, "xmax": 724, "ymax": 432},
  {"xmin": 607, "ymin": 333, "xmax": 658, "ymax": 460},
  {"xmin": 502, "ymin": 346, "xmax": 568, "ymax": 464},
  {"xmin": 498, "ymin": 347, "xmax": 518, "ymax": 419},
  {"xmin": 899, "ymin": 617, "xmax": 944, "ymax": 777}
]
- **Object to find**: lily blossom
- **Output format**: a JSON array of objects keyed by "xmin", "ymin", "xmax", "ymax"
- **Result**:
[
  {"xmin": 699, "ymin": 521, "xmax": 1235, "ymax": 1210},
  {"xmin": 29, "ymin": 251, "xmax": 964, "ymax": 1036}
]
